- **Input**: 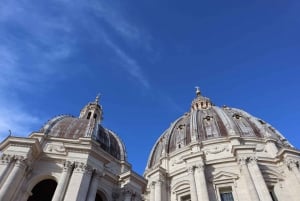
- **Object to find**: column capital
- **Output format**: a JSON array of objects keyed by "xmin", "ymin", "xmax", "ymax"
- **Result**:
[
  {"xmin": 63, "ymin": 161, "xmax": 74, "ymax": 172},
  {"xmin": 74, "ymin": 162, "xmax": 93, "ymax": 174},
  {"xmin": 237, "ymin": 155, "xmax": 257, "ymax": 166},
  {"xmin": 122, "ymin": 187, "xmax": 136, "ymax": 198},
  {"xmin": 195, "ymin": 160, "xmax": 205, "ymax": 171},
  {"xmin": 248, "ymin": 156, "xmax": 258, "ymax": 166},
  {"xmin": 150, "ymin": 181, "xmax": 156, "ymax": 189},
  {"xmin": 0, "ymin": 154, "xmax": 14, "ymax": 165},
  {"xmin": 284, "ymin": 158, "xmax": 299, "ymax": 169},
  {"xmin": 187, "ymin": 166, "xmax": 195, "ymax": 174},
  {"xmin": 14, "ymin": 155, "xmax": 27, "ymax": 168},
  {"xmin": 155, "ymin": 179, "xmax": 164, "ymax": 186}
]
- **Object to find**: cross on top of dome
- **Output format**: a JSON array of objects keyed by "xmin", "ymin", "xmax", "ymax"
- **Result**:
[{"xmin": 191, "ymin": 87, "xmax": 212, "ymax": 110}]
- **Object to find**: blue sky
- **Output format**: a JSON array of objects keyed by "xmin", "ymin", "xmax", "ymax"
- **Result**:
[{"xmin": 0, "ymin": 0, "xmax": 300, "ymax": 175}]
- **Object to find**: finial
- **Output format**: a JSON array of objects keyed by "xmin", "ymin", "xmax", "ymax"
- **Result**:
[
  {"xmin": 195, "ymin": 86, "xmax": 201, "ymax": 97},
  {"xmin": 95, "ymin": 93, "xmax": 101, "ymax": 104}
]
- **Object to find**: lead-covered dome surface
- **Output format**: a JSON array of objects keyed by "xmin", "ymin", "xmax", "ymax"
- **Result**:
[
  {"xmin": 147, "ymin": 89, "xmax": 292, "ymax": 169},
  {"xmin": 40, "ymin": 97, "xmax": 127, "ymax": 161}
]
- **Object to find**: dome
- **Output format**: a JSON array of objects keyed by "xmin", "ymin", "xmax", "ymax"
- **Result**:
[
  {"xmin": 146, "ymin": 89, "xmax": 292, "ymax": 169},
  {"xmin": 40, "ymin": 96, "xmax": 127, "ymax": 161}
]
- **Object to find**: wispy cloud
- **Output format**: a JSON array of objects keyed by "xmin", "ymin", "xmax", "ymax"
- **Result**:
[
  {"xmin": 104, "ymin": 37, "xmax": 150, "ymax": 89},
  {"xmin": 90, "ymin": 0, "xmax": 150, "ymax": 47},
  {"xmin": 0, "ymin": 103, "xmax": 40, "ymax": 141},
  {"xmin": 0, "ymin": 0, "xmax": 153, "ymax": 137},
  {"xmin": 87, "ymin": 1, "xmax": 152, "ymax": 88}
]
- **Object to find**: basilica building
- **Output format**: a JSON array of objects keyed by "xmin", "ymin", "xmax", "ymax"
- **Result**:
[{"xmin": 0, "ymin": 89, "xmax": 300, "ymax": 201}]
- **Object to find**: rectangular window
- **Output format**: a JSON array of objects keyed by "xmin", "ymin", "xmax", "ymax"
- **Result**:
[
  {"xmin": 220, "ymin": 192, "xmax": 234, "ymax": 201},
  {"xmin": 181, "ymin": 195, "xmax": 191, "ymax": 201},
  {"xmin": 219, "ymin": 187, "xmax": 234, "ymax": 201}
]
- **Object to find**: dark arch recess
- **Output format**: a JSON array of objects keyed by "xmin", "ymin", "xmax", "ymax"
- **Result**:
[
  {"xmin": 95, "ymin": 191, "xmax": 107, "ymax": 201},
  {"xmin": 27, "ymin": 179, "xmax": 57, "ymax": 201}
]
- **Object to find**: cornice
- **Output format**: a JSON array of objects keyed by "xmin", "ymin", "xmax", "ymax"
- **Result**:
[
  {"xmin": 277, "ymin": 147, "xmax": 300, "ymax": 159},
  {"xmin": 0, "ymin": 136, "xmax": 42, "ymax": 157}
]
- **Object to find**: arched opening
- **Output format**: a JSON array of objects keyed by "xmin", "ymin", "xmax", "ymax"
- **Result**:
[
  {"xmin": 95, "ymin": 191, "xmax": 107, "ymax": 201},
  {"xmin": 87, "ymin": 112, "xmax": 92, "ymax": 119},
  {"xmin": 27, "ymin": 179, "xmax": 57, "ymax": 201}
]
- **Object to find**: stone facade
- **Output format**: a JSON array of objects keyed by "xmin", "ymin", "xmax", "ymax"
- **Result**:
[
  {"xmin": 0, "ymin": 96, "xmax": 146, "ymax": 201},
  {"xmin": 1, "ymin": 90, "xmax": 300, "ymax": 201},
  {"xmin": 144, "ymin": 89, "xmax": 300, "ymax": 201}
]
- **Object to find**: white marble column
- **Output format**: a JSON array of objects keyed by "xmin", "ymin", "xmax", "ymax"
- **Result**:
[
  {"xmin": 52, "ymin": 161, "xmax": 74, "ymax": 201},
  {"xmin": 194, "ymin": 162, "xmax": 209, "ymax": 201},
  {"xmin": 285, "ymin": 159, "xmax": 300, "ymax": 183},
  {"xmin": 247, "ymin": 156, "xmax": 273, "ymax": 201},
  {"xmin": 0, "ymin": 156, "xmax": 27, "ymax": 201},
  {"xmin": 123, "ymin": 188, "xmax": 134, "ymax": 201},
  {"xmin": 64, "ymin": 162, "xmax": 93, "ymax": 201},
  {"xmin": 238, "ymin": 156, "xmax": 260, "ymax": 201},
  {"xmin": 149, "ymin": 182, "xmax": 155, "ymax": 201},
  {"xmin": 0, "ymin": 154, "xmax": 13, "ymax": 184},
  {"xmin": 187, "ymin": 166, "xmax": 198, "ymax": 201},
  {"xmin": 86, "ymin": 170, "xmax": 105, "ymax": 201},
  {"xmin": 154, "ymin": 179, "xmax": 162, "ymax": 201}
]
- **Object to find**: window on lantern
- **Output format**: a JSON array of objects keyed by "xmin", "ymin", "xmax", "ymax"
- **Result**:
[{"xmin": 87, "ymin": 112, "xmax": 91, "ymax": 119}]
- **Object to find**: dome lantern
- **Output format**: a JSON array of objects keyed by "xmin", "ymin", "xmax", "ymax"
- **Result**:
[
  {"xmin": 191, "ymin": 87, "xmax": 213, "ymax": 111},
  {"xmin": 79, "ymin": 94, "xmax": 103, "ymax": 124}
]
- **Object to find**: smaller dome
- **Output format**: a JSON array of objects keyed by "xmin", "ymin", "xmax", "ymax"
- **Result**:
[{"xmin": 40, "ymin": 97, "xmax": 127, "ymax": 161}]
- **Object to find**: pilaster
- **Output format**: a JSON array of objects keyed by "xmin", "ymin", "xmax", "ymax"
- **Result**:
[
  {"xmin": 194, "ymin": 161, "xmax": 209, "ymax": 201},
  {"xmin": 285, "ymin": 158, "xmax": 300, "ymax": 183},
  {"xmin": 0, "ymin": 154, "xmax": 14, "ymax": 185},
  {"xmin": 0, "ymin": 155, "xmax": 27, "ymax": 201},
  {"xmin": 238, "ymin": 156, "xmax": 260, "ymax": 201},
  {"xmin": 86, "ymin": 169, "xmax": 105, "ymax": 201},
  {"xmin": 52, "ymin": 160, "xmax": 74, "ymax": 201},
  {"xmin": 247, "ymin": 156, "xmax": 273, "ymax": 201},
  {"xmin": 64, "ymin": 162, "xmax": 93, "ymax": 201},
  {"xmin": 187, "ymin": 166, "xmax": 198, "ymax": 201}
]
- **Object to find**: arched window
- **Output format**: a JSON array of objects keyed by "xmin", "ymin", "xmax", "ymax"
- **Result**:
[
  {"xmin": 87, "ymin": 112, "xmax": 92, "ymax": 119},
  {"xmin": 27, "ymin": 179, "xmax": 57, "ymax": 201}
]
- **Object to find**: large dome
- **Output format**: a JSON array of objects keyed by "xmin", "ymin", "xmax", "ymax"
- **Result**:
[
  {"xmin": 40, "ymin": 96, "xmax": 127, "ymax": 161},
  {"xmin": 147, "ymin": 88, "xmax": 291, "ymax": 169}
]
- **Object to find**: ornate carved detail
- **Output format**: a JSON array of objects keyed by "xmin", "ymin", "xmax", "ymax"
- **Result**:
[
  {"xmin": 237, "ymin": 156, "xmax": 248, "ymax": 166},
  {"xmin": 204, "ymin": 145, "xmax": 229, "ymax": 155},
  {"xmin": 248, "ymin": 156, "xmax": 258, "ymax": 165},
  {"xmin": 284, "ymin": 158, "xmax": 299, "ymax": 170},
  {"xmin": 255, "ymin": 144, "xmax": 265, "ymax": 152},
  {"xmin": 0, "ymin": 154, "xmax": 14, "ymax": 165},
  {"xmin": 63, "ymin": 161, "xmax": 74, "ymax": 172},
  {"xmin": 187, "ymin": 166, "xmax": 195, "ymax": 174},
  {"xmin": 73, "ymin": 162, "xmax": 93, "ymax": 174},
  {"xmin": 195, "ymin": 162, "xmax": 205, "ymax": 171},
  {"xmin": 14, "ymin": 155, "xmax": 27, "ymax": 168},
  {"xmin": 122, "ymin": 187, "xmax": 136, "ymax": 200},
  {"xmin": 150, "ymin": 181, "xmax": 156, "ymax": 189},
  {"xmin": 45, "ymin": 143, "xmax": 67, "ymax": 155}
]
